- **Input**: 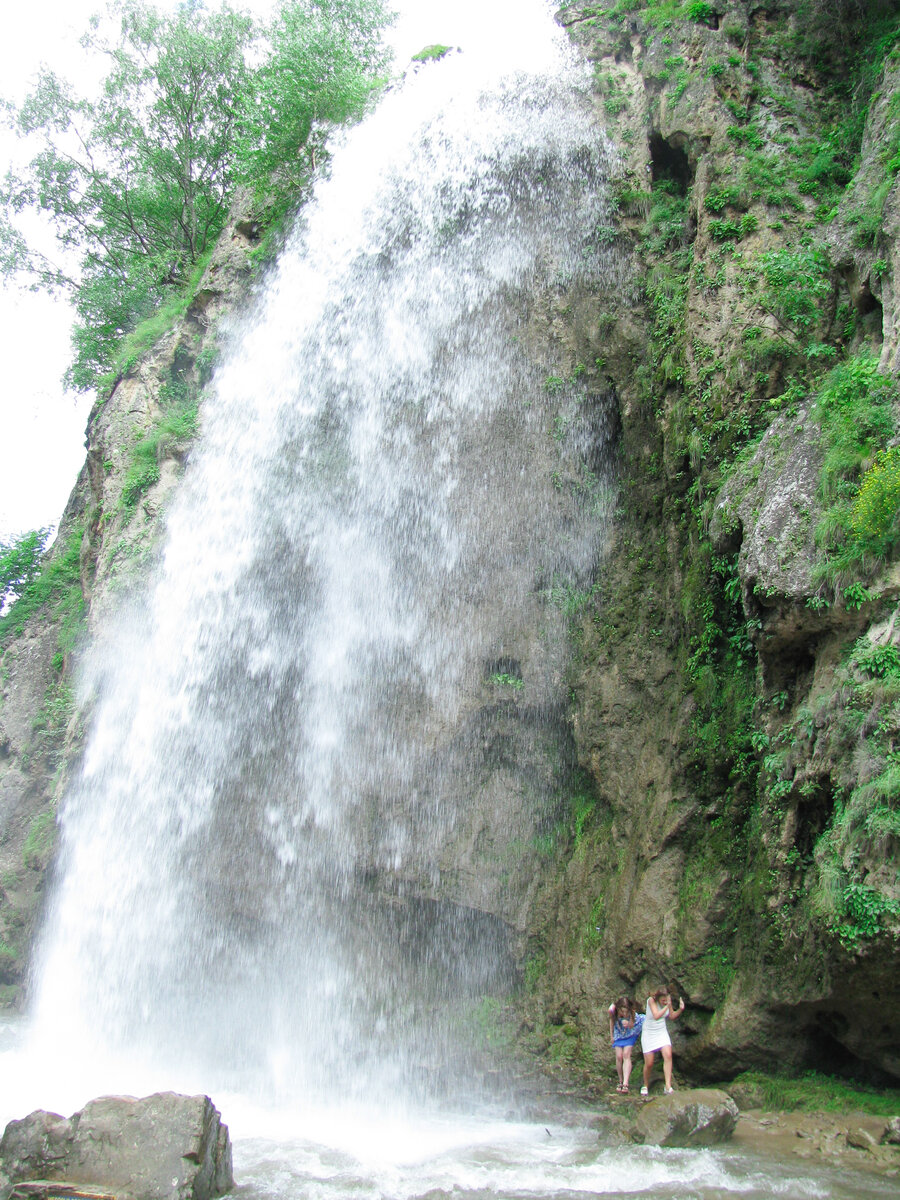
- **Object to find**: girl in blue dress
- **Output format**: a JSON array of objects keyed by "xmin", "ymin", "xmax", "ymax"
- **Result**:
[{"xmin": 608, "ymin": 996, "xmax": 644, "ymax": 1093}]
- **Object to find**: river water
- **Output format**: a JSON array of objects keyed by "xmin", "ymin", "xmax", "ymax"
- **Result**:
[
  {"xmin": 0, "ymin": 3, "xmax": 895, "ymax": 1199},
  {"xmin": 0, "ymin": 1001, "xmax": 895, "ymax": 1200}
]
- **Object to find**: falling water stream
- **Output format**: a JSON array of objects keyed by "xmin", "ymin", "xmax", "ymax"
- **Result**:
[{"xmin": 0, "ymin": 3, "xmax": 895, "ymax": 1198}]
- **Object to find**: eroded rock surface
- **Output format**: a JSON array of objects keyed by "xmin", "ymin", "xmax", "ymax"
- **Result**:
[
  {"xmin": 631, "ymin": 1088, "xmax": 740, "ymax": 1148},
  {"xmin": 0, "ymin": 1093, "xmax": 233, "ymax": 1200}
]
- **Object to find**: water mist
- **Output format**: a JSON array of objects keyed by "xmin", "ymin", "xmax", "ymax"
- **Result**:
[{"xmin": 19, "ymin": 0, "xmax": 624, "ymax": 1116}]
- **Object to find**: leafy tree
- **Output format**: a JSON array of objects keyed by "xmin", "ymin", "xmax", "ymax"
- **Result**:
[
  {"xmin": 1, "ymin": 0, "xmax": 256, "ymax": 389},
  {"xmin": 0, "ymin": 0, "xmax": 393, "ymax": 391},
  {"xmin": 237, "ymin": 0, "xmax": 393, "ymax": 192},
  {"xmin": 1, "ymin": 528, "xmax": 52, "ymax": 611}
]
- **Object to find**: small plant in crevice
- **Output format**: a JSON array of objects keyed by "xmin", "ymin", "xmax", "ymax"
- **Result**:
[
  {"xmin": 119, "ymin": 385, "xmax": 200, "ymax": 516},
  {"xmin": 490, "ymin": 672, "xmax": 524, "ymax": 690},
  {"xmin": 22, "ymin": 810, "xmax": 55, "ymax": 869}
]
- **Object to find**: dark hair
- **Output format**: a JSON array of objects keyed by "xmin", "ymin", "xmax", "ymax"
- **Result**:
[
  {"xmin": 614, "ymin": 995, "xmax": 636, "ymax": 1017},
  {"xmin": 652, "ymin": 986, "xmax": 670, "ymax": 1002}
]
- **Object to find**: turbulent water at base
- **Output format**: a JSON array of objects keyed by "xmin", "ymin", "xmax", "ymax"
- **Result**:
[{"xmin": 0, "ymin": 4, "xmax": 895, "ymax": 1199}]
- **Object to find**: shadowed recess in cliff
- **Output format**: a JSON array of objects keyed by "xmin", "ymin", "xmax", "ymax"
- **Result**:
[{"xmin": 26, "ymin": 8, "xmax": 626, "ymax": 1108}]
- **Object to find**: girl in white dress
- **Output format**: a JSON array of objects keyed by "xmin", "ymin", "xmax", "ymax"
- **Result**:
[{"xmin": 640, "ymin": 985, "xmax": 685, "ymax": 1096}]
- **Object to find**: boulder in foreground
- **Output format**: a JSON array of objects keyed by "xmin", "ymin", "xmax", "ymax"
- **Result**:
[
  {"xmin": 0, "ymin": 1092, "xmax": 233, "ymax": 1200},
  {"xmin": 631, "ymin": 1088, "xmax": 739, "ymax": 1148}
]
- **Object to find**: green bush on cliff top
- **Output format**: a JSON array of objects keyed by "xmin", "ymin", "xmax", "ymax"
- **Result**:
[{"xmin": 0, "ymin": 0, "xmax": 393, "ymax": 392}]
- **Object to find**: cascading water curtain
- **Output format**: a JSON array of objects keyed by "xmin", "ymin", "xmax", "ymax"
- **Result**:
[{"xmin": 28, "ymin": 0, "xmax": 628, "ymax": 1109}]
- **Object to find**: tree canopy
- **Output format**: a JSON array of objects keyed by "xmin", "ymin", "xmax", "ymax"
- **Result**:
[
  {"xmin": 0, "ymin": 527, "xmax": 51, "ymax": 613},
  {"xmin": 0, "ymin": 0, "xmax": 393, "ymax": 391}
]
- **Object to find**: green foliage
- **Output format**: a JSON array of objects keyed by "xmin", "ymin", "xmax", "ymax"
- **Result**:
[
  {"xmin": 523, "ymin": 949, "xmax": 547, "ymax": 994},
  {"xmin": 91, "ymin": 248, "xmax": 215, "ymax": 392},
  {"xmin": 120, "ymin": 387, "xmax": 199, "ymax": 514},
  {"xmin": 812, "ymin": 354, "xmax": 899, "ymax": 582},
  {"xmin": 490, "ymin": 672, "xmax": 524, "ymax": 690},
  {"xmin": 0, "ymin": 527, "xmax": 85, "ymax": 648},
  {"xmin": 544, "ymin": 575, "xmax": 599, "ymax": 620},
  {"xmin": 850, "ymin": 448, "xmax": 900, "ymax": 555},
  {"xmin": 2, "ymin": 1, "xmax": 257, "ymax": 388},
  {"xmin": 1, "ymin": 0, "xmax": 393, "ymax": 391},
  {"xmin": 708, "ymin": 218, "xmax": 741, "ymax": 242},
  {"xmin": 572, "ymin": 787, "xmax": 597, "ymax": 850},
  {"xmin": 831, "ymin": 881, "xmax": 900, "ymax": 949},
  {"xmin": 466, "ymin": 996, "xmax": 518, "ymax": 1052},
  {"xmin": 852, "ymin": 639, "xmax": 900, "ymax": 679},
  {"xmin": 704, "ymin": 186, "xmax": 743, "ymax": 213},
  {"xmin": 23, "ymin": 811, "xmax": 55, "ymax": 869},
  {"xmin": 708, "ymin": 213, "xmax": 757, "ymax": 242},
  {"xmin": 411, "ymin": 44, "xmax": 453, "ymax": 62},
  {"xmin": 686, "ymin": 1, "xmax": 715, "ymax": 25},
  {"xmin": 1, "ymin": 528, "xmax": 52, "ymax": 610},
  {"xmin": 842, "ymin": 581, "xmax": 873, "ymax": 610},
  {"xmin": 730, "ymin": 1069, "xmax": 900, "ymax": 1116},
  {"xmin": 759, "ymin": 248, "xmax": 833, "ymax": 345},
  {"xmin": 641, "ymin": 179, "xmax": 690, "ymax": 255},
  {"xmin": 236, "ymin": 0, "xmax": 391, "ymax": 199},
  {"xmin": 582, "ymin": 895, "xmax": 605, "ymax": 953},
  {"xmin": 799, "ymin": 626, "xmax": 900, "ymax": 935}
]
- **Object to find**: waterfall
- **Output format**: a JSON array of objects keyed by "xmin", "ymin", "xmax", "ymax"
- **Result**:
[{"xmin": 20, "ymin": 0, "xmax": 624, "ymax": 1113}]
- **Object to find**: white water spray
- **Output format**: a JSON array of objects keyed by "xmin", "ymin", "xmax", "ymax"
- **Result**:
[
  {"xmin": 16, "ymin": 0, "xmax": 621, "ymax": 1113},
  {"xmin": 2, "ymin": 4, "xmax": 892, "ymax": 1199}
]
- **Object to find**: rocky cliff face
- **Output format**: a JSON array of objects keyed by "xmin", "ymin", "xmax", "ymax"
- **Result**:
[
  {"xmin": 1, "ymin": 0, "xmax": 898, "ymax": 1087},
  {"xmin": 523, "ymin": 0, "xmax": 900, "ymax": 1085}
]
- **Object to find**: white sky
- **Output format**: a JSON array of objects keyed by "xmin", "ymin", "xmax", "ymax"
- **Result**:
[{"xmin": 0, "ymin": 0, "xmax": 541, "ymax": 542}]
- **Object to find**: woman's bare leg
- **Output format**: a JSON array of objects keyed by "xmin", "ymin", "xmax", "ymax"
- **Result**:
[
  {"xmin": 642, "ymin": 1050, "xmax": 655, "ymax": 1090},
  {"xmin": 622, "ymin": 1046, "xmax": 633, "ymax": 1089},
  {"xmin": 662, "ymin": 1044, "xmax": 674, "ymax": 1090}
]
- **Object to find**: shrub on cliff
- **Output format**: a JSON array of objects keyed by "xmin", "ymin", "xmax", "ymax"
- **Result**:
[
  {"xmin": 0, "ymin": 0, "xmax": 393, "ymax": 391},
  {"xmin": 0, "ymin": 527, "xmax": 51, "ymax": 614},
  {"xmin": 812, "ymin": 354, "xmax": 900, "ymax": 583},
  {"xmin": 0, "ymin": 526, "xmax": 84, "ymax": 652}
]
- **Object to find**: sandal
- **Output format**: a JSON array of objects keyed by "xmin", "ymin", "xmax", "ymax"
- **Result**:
[
  {"xmin": 621, "ymin": 1085, "xmax": 629, "ymax": 1093},
  {"xmin": 615, "ymin": 1084, "xmax": 625, "ymax": 1093}
]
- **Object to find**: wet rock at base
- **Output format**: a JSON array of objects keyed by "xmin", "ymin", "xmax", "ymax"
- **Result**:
[
  {"xmin": 630, "ymin": 1089, "xmax": 739, "ymax": 1148},
  {"xmin": 0, "ymin": 1093, "xmax": 233, "ymax": 1200}
]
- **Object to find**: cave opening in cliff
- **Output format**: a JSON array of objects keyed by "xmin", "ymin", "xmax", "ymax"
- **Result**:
[
  {"xmin": 793, "ymin": 783, "xmax": 836, "ymax": 860},
  {"xmin": 649, "ymin": 132, "xmax": 693, "ymax": 195},
  {"xmin": 806, "ymin": 1017, "xmax": 898, "ymax": 1088},
  {"xmin": 857, "ymin": 282, "xmax": 884, "ymax": 345}
]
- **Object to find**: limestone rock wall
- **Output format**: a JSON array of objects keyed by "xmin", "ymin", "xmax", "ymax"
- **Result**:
[{"xmin": 521, "ymin": 0, "xmax": 900, "ymax": 1085}]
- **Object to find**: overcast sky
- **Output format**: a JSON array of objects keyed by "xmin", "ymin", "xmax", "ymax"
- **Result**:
[{"xmin": 0, "ymin": 0, "xmax": 541, "ymax": 542}]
